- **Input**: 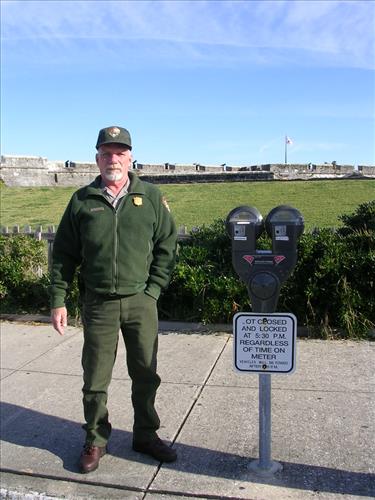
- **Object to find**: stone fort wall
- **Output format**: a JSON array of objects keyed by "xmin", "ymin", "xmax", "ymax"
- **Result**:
[{"xmin": 1, "ymin": 155, "xmax": 374, "ymax": 187}]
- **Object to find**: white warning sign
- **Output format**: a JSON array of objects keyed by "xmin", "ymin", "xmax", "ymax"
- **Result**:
[{"xmin": 233, "ymin": 313, "xmax": 297, "ymax": 374}]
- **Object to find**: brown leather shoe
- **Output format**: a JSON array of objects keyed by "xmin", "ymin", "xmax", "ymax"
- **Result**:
[
  {"xmin": 79, "ymin": 444, "xmax": 107, "ymax": 473},
  {"xmin": 133, "ymin": 436, "xmax": 177, "ymax": 462}
]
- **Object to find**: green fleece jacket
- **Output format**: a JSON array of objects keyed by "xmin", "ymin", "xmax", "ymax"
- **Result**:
[{"xmin": 50, "ymin": 172, "xmax": 177, "ymax": 308}]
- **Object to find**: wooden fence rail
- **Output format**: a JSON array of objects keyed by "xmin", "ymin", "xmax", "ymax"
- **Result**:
[{"xmin": 1, "ymin": 224, "xmax": 192, "ymax": 272}]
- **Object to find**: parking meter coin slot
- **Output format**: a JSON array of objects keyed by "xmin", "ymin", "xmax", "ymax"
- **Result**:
[
  {"xmin": 274, "ymin": 225, "xmax": 288, "ymax": 240},
  {"xmin": 234, "ymin": 224, "xmax": 246, "ymax": 239}
]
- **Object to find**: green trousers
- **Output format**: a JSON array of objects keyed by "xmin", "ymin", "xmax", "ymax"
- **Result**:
[{"xmin": 81, "ymin": 290, "xmax": 160, "ymax": 447}]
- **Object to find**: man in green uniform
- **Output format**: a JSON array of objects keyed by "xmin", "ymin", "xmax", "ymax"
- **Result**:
[{"xmin": 50, "ymin": 126, "xmax": 178, "ymax": 473}]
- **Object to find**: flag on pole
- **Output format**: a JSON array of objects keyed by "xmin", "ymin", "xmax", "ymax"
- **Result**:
[{"xmin": 284, "ymin": 135, "xmax": 293, "ymax": 164}]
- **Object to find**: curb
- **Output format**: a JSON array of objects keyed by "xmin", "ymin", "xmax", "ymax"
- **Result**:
[
  {"xmin": 0, "ymin": 314, "xmax": 314, "ymax": 336},
  {"xmin": 0, "ymin": 313, "xmax": 232, "ymax": 334}
]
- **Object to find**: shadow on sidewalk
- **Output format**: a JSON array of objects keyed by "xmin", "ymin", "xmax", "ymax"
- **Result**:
[{"xmin": 0, "ymin": 402, "xmax": 373, "ymax": 497}]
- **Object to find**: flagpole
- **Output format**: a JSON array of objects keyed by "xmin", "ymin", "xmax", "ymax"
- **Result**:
[{"xmin": 284, "ymin": 135, "xmax": 287, "ymax": 165}]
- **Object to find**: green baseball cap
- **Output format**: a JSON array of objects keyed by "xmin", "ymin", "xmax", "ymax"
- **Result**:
[{"xmin": 96, "ymin": 126, "xmax": 132, "ymax": 150}]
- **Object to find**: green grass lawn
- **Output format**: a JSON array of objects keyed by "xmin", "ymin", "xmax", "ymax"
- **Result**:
[{"xmin": 1, "ymin": 179, "xmax": 374, "ymax": 231}]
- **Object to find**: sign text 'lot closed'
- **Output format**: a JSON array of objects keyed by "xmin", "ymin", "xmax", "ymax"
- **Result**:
[{"xmin": 233, "ymin": 313, "xmax": 297, "ymax": 374}]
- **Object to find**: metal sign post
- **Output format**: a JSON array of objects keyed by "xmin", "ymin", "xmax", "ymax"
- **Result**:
[
  {"xmin": 226, "ymin": 205, "xmax": 304, "ymax": 475},
  {"xmin": 257, "ymin": 373, "xmax": 276, "ymax": 472}
]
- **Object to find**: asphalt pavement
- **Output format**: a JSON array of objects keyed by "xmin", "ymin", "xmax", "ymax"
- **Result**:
[{"xmin": 0, "ymin": 318, "xmax": 374, "ymax": 500}]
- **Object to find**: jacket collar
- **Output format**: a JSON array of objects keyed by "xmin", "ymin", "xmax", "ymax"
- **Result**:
[{"xmin": 85, "ymin": 171, "xmax": 146, "ymax": 197}]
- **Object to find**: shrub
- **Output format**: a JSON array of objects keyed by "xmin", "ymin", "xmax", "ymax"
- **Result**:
[
  {"xmin": 0, "ymin": 235, "xmax": 50, "ymax": 313},
  {"xmin": 338, "ymin": 200, "xmax": 375, "ymax": 234},
  {"xmin": 280, "ymin": 227, "xmax": 374, "ymax": 338},
  {"xmin": 159, "ymin": 220, "xmax": 246, "ymax": 322}
]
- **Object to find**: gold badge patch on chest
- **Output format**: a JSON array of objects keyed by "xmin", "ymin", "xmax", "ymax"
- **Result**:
[{"xmin": 133, "ymin": 196, "xmax": 143, "ymax": 206}]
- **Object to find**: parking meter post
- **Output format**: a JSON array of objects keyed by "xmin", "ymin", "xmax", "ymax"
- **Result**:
[
  {"xmin": 249, "ymin": 279, "xmax": 282, "ymax": 475},
  {"xmin": 227, "ymin": 205, "xmax": 304, "ymax": 476},
  {"xmin": 258, "ymin": 373, "xmax": 270, "ymax": 467}
]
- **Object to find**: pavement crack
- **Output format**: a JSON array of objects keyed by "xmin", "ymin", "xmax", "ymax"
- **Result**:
[
  {"xmin": 143, "ymin": 336, "xmax": 231, "ymax": 496},
  {"xmin": 1, "ymin": 333, "xmax": 79, "ymax": 373},
  {"xmin": 205, "ymin": 383, "xmax": 373, "ymax": 395},
  {"xmin": 145, "ymin": 487, "xmax": 255, "ymax": 499},
  {"xmin": 170, "ymin": 335, "xmax": 230, "ymax": 444}
]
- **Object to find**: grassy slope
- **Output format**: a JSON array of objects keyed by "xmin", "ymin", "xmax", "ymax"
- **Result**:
[{"xmin": 1, "ymin": 179, "xmax": 374, "ymax": 231}]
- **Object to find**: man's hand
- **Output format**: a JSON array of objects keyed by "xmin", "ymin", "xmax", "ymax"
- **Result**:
[{"xmin": 51, "ymin": 307, "xmax": 67, "ymax": 335}]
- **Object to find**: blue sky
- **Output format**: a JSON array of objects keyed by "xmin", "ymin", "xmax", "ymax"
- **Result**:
[{"xmin": 1, "ymin": 0, "xmax": 374, "ymax": 166}]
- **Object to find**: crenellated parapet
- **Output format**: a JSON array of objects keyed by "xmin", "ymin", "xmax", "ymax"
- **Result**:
[{"xmin": 1, "ymin": 155, "xmax": 374, "ymax": 187}]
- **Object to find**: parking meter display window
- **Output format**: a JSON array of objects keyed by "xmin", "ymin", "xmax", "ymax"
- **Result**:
[{"xmin": 230, "ymin": 210, "xmax": 253, "ymax": 222}]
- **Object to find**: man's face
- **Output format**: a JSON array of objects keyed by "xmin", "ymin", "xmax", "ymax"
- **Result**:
[{"xmin": 96, "ymin": 143, "xmax": 132, "ymax": 185}]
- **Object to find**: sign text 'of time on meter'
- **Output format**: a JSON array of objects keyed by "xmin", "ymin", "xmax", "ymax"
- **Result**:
[{"xmin": 233, "ymin": 313, "xmax": 297, "ymax": 374}]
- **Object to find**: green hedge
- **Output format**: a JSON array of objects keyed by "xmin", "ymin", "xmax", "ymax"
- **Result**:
[
  {"xmin": 1, "ymin": 201, "xmax": 374, "ymax": 339},
  {"xmin": 159, "ymin": 201, "xmax": 375, "ymax": 339},
  {"xmin": 0, "ymin": 235, "xmax": 50, "ymax": 314}
]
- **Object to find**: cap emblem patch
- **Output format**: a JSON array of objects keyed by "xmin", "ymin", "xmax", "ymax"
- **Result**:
[{"xmin": 108, "ymin": 127, "xmax": 121, "ymax": 138}]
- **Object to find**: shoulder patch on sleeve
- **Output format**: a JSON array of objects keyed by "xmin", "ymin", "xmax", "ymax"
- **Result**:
[{"xmin": 162, "ymin": 196, "xmax": 170, "ymax": 212}]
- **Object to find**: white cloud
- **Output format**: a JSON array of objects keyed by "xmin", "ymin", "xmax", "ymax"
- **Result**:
[
  {"xmin": 259, "ymin": 136, "xmax": 348, "ymax": 154},
  {"xmin": 259, "ymin": 137, "xmax": 281, "ymax": 155},
  {"xmin": 1, "ymin": 0, "xmax": 374, "ymax": 69},
  {"xmin": 290, "ymin": 141, "xmax": 348, "ymax": 154}
]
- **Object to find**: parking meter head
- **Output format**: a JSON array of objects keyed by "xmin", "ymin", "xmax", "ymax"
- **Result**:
[
  {"xmin": 226, "ymin": 206, "xmax": 264, "ymax": 282},
  {"xmin": 265, "ymin": 205, "xmax": 304, "ymax": 256},
  {"xmin": 225, "ymin": 206, "xmax": 264, "ymax": 239},
  {"xmin": 265, "ymin": 205, "xmax": 304, "ymax": 238}
]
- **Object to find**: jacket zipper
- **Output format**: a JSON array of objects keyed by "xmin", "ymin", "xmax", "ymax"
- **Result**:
[
  {"xmin": 112, "ymin": 209, "xmax": 118, "ymax": 293},
  {"xmin": 112, "ymin": 196, "xmax": 127, "ymax": 293}
]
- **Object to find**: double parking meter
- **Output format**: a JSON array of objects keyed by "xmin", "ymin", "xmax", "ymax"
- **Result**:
[{"xmin": 226, "ymin": 205, "xmax": 304, "ymax": 312}]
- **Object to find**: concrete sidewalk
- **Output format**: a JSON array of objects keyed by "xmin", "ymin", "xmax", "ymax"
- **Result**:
[{"xmin": 0, "ymin": 319, "xmax": 374, "ymax": 500}]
